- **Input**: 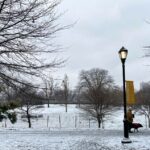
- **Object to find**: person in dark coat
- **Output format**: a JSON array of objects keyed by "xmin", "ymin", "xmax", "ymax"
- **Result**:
[{"xmin": 127, "ymin": 107, "xmax": 134, "ymax": 133}]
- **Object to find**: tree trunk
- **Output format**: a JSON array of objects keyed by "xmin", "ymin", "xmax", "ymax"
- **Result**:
[
  {"xmin": 65, "ymin": 103, "xmax": 67, "ymax": 112},
  {"xmin": 148, "ymin": 106, "xmax": 150, "ymax": 128},
  {"xmin": 48, "ymin": 99, "xmax": 50, "ymax": 108},
  {"xmin": 27, "ymin": 110, "xmax": 31, "ymax": 128},
  {"xmin": 148, "ymin": 117, "xmax": 150, "ymax": 128},
  {"xmin": 27, "ymin": 115, "xmax": 31, "ymax": 128},
  {"xmin": 97, "ymin": 115, "xmax": 101, "ymax": 128}
]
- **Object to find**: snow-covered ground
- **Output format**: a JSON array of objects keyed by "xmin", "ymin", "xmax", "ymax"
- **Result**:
[{"xmin": 0, "ymin": 104, "xmax": 150, "ymax": 150}]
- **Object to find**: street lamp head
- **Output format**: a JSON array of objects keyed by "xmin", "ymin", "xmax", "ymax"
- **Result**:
[{"xmin": 118, "ymin": 47, "xmax": 128, "ymax": 63}]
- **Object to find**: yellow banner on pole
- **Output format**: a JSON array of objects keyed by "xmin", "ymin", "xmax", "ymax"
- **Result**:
[{"xmin": 126, "ymin": 80, "xmax": 135, "ymax": 105}]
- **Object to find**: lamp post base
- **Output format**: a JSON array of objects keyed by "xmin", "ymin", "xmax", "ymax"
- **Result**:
[{"xmin": 121, "ymin": 138, "xmax": 132, "ymax": 144}]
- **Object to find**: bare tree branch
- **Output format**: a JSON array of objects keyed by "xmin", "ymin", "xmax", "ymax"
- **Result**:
[{"xmin": 0, "ymin": 0, "xmax": 67, "ymax": 89}]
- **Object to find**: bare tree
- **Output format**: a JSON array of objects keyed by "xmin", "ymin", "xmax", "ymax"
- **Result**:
[
  {"xmin": 16, "ymin": 85, "xmax": 43, "ymax": 128},
  {"xmin": 109, "ymin": 85, "xmax": 123, "ymax": 106},
  {"xmin": 78, "ymin": 68, "xmax": 114, "ymax": 128},
  {"xmin": 62, "ymin": 74, "xmax": 69, "ymax": 112},
  {"xmin": 136, "ymin": 81, "xmax": 150, "ymax": 128},
  {"xmin": 0, "ymin": 0, "xmax": 66, "ymax": 89},
  {"xmin": 43, "ymin": 76, "xmax": 55, "ymax": 107}
]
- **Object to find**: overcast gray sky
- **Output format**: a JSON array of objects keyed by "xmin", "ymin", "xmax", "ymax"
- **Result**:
[{"xmin": 52, "ymin": 0, "xmax": 150, "ymax": 90}]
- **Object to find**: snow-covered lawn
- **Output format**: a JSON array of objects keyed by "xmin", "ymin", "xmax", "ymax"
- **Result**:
[
  {"xmin": 0, "ymin": 104, "xmax": 150, "ymax": 150},
  {"xmin": 0, "ymin": 129, "xmax": 150, "ymax": 150}
]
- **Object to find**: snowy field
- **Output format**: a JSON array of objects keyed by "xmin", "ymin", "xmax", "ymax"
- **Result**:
[{"xmin": 0, "ymin": 104, "xmax": 150, "ymax": 150}]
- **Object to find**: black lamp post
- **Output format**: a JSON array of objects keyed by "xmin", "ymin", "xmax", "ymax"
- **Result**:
[{"xmin": 118, "ymin": 47, "xmax": 132, "ymax": 143}]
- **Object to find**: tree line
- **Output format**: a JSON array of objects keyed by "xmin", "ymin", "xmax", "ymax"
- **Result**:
[{"xmin": 0, "ymin": 67, "xmax": 150, "ymax": 128}]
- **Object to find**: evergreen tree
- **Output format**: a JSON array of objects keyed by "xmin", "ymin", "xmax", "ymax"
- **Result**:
[{"xmin": 0, "ymin": 102, "xmax": 18, "ymax": 124}]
